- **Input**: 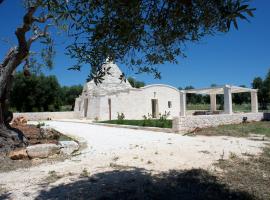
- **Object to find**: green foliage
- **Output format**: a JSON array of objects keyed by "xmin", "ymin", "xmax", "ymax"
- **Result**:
[
  {"xmin": 232, "ymin": 85, "xmax": 250, "ymax": 105},
  {"xmin": 182, "ymin": 84, "xmax": 251, "ymax": 107},
  {"xmin": 117, "ymin": 112, "xmax": 125, "ymax": 121},
  {"xmin": 36, "ymin": 122, "xmax": 45, "ymax": 128},
  {"xmin": 60, "ymin": 85, "xmax": 83, "ymax": 109},
  {"xmin": 197, "ymin": 121, "xmax": 270, "ymax": 137},
  {"xmin": 187, "ymin": 103, "xmax": 251, "ymax": 112},
  {"xmin": 127, "ymin": 77, "xmax": 145, "ymax": 88},
  {"xmin": 10, "ymin": 72, "xmax": 62, "ymax": 112},
  {"xmin": 60, "ymin": 0, "xmax": 255, "ymax": 82},
  {"xmin": 159, "ymin": 111, "xmax": 170, "ymax": 121},
  {"xmin": 100, "ymin": 119, "xmax": 172, "ymax": 129},
  {"xmin": 9, "ymin": 72, "xmax": 82, "ymax": 112},
  {"xmin": 102, "ymin": 111, "xmax": 172, "ymax": 128},
  {"xmin": 252, "ymin": 69, "xmax": 270, "ymax": 110}
]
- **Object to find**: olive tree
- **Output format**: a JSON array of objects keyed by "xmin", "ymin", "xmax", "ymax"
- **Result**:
[{"xmin": 0, "ymin": 0, "xmax": 255, "ymax": 145}]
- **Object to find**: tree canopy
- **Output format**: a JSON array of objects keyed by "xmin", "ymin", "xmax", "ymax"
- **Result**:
[
  {"xmin": 252, "ymin": 70, "xmax": 270, "ymax": 109},
  {"xmin": 127, "ymin": 77, "xmax": 145, "ymax": 88},
  {"xmin": 10, "ymin": 72, "xmax": 82, "ymax": 112},
  {"xmin": 0, "ymin": 0, "xmax": 256, "ymax": 140},
  {"xmin": 61, "ymin": 0, "xmax": 255, "ymax": 81}
]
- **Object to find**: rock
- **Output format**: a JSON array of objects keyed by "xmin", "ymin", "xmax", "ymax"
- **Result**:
[
  {"xmin": 13, "ymin": 116, "xmax": 28, "ymax": 126},
  {"xmin": 59, "ymin": 141, "xmax": 79, "ymax": 155},
  {"xmin": 8, "ymin": 149, "xmax": 29, "ymax": 160},
  {"xmin": 26, "ymin": 144, "xmax": 60, "ymax": 158}
]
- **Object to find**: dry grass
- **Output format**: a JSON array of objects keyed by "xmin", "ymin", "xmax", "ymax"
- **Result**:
[
  {"xmin": 216, "ymin": 146, "xmax": 270, "ymax": 200},
  {"xmin": 44, "ymin": 171, "xmax": 63, "ymax": 183},
  {"xmin": 0, "ymin": 185, "xmax": 6, "ymax": 194},
  {"xmin": 197, "ymin": 121, "xmax": 270, "ymax": 137},
  {"xmin": 80, "ymin": 168, "xmax": 90, "ymax": 178}
]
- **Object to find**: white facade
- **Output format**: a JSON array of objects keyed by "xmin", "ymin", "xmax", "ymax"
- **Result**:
[
  {"xmin": 74, "ymin": 61, "xmax": 259, "ymax": 121},
  {"xmin": 74, "ymin": 61, "xmax": 180, "ymax": 120}
]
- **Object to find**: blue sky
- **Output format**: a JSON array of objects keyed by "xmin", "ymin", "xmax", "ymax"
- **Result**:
[{"xmin": 0, "ymin": 0, "xmax": 269, "ymax": 88}]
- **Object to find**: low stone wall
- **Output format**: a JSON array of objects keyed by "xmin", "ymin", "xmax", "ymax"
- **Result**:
[
  {"xmin": 13, "ymin": 111, "xmax": 79, "ymax": 121},
  {"xmin": 172, "ymin": 112, "xmax": 264, "ymax": 133}
]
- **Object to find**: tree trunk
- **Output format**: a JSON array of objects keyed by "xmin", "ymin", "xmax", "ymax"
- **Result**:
[
  {"xmin": 0, "ymin": 48, "xmax": 27, "ymax": 145},
  {"xmin": 0, "ymin": 5, "xmax": 42, "ymax": 148}
]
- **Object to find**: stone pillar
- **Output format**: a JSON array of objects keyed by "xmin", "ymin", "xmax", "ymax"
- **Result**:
[
  {"xmin": 251, "ymin": 91, "xmax": 258, "ymax": 113},
  {"xmin": 74, "ymin": 98, "xmax": 78, "ymax": 112},
  {"xmin": 180, "ymin": 91, "xmax": 186, "ymax": 116},
  {"xmin": 74, "ymin": 98, "xmax": 81, "ymax": 112},
  {"xmin": 172, "ymin": 117, "xmax": 180, "ymax": 132},
  {"xmin": 224, "ymin": 85, "xmax": 233, "ymax": 114},
  {"xmin": 210, "ymin": 94, "xmax": 217, "ymax": 112}
]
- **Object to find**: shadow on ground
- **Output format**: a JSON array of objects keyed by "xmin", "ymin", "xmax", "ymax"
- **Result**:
[
  {"xmin": 34, "ymin": 168, "xmax": 255, "ymax": 200},
  {"xmin": 0, "ymin": 193, "xmax": 10, "ymax": 200}
]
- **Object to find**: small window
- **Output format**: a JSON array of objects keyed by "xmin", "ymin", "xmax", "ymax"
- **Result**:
[{"xmin": 168, "ymin": 101, "xmax": 172, "ymax": 108}]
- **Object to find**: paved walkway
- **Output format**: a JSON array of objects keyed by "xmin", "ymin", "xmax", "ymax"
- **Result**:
[{"xmin": 0, "ymin": 121, "xmax": 268, "ymax": 199}]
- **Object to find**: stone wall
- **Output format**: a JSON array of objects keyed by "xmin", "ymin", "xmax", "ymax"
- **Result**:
[
  {"xmin": 172, "ymin": 112, "xmax": 264, "ymax": 133},
  {"xmin": 13, "ymin": 112, "xmax": 79, "ymax": 121},
  {"xmin": 97, "ymin": 84, "xmax": 181, "ymax": 120}
]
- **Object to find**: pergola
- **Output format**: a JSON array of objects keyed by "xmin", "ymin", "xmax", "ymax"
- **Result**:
[{"xmin": 179, "ymin": 85, "xmax": 258, "ymax": 116}]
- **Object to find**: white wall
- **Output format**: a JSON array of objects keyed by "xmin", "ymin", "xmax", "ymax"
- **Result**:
[
  {"xmin": 142, "ymin": 85, "xmax": 180, "ymax": 119},
  {"xmin": 172, "ymin": 112, "xmax": 264, "ymax": 133},
  {"xmin": 96, "ymin": 85, "xmax": 180, "ymax": 120},
  {"xmin": 13, "ymin": 112, "xmax": 78, "ymax": 121}
]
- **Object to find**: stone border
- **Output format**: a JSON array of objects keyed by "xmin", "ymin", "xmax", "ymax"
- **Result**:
[
  {"xmin": 14, "ymin": 112, "xmax": 78, "ymax": 121},
  {"xmin": 51, "ymin": 119, "xmax": 173, "ymax": 133},
  {"xmin": 93, "ymin": 122, "xmax": 173, "ymax": 133},
  {"xmin": 172, "ymin": 112, "xmax": 264, "ymax": 133}
]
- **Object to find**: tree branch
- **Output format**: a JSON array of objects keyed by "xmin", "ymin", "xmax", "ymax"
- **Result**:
[
  {"xmin": 27, "ymin": 24, "xmax": 51, "ymax": 47},
  {"xmin": 0, "ymin": 48, "xmax": 16, "ymax": 69},
  {"xmin": 33, "ymin": 14, "xmax": 53, "ymax": 23},
  {"xmin": 15, "ymin": 6, "xmax": 37, "ymax": 55}
]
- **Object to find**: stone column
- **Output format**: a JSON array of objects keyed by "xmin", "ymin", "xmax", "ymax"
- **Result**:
[
  {"xmin": 74, "ymin": 98, "xmax": 79, "ymax": 112},
  {"xmin": 180, "ymin": 91, "xmax": 186, "ymax": 116},
  {"xmin": 251, "ymin": 91, "xmax": 258, "ymax": 113},
  {"xmin": 210, "ymin": 94, "xmax": 217, "ymax": 112},
  {"xmin": 224, "ymin": 85, "xmax": 233, "ymax": 114}
]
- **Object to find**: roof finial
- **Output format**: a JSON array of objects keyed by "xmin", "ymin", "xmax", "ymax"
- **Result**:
[{"xmin": 105, "ymin": 57, "xmax": 113, "ymax": 64}]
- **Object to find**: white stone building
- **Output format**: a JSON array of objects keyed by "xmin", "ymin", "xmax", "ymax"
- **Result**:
[
  {"xmin": 74, "ymin": 60, "xmax": 260, "ymax": 126},
  {"xmin": 74, "ymin": 61, "xmax": 180, "ymax": 120}
]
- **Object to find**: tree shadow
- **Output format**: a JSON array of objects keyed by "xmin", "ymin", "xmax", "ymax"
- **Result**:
[
  {"xmin": 35, "ymin": 168, "xmax": 255, "ymax": 200},
  {"xmin": 0, "ymin": 192, "xmax": 11, "ymax": 200}
]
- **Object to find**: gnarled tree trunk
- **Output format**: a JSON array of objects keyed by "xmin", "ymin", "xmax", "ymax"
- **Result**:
[
  {"xmin": 0, "ymin": 6, "xmax": 39, "ymax": 146},
  {"xmin": 0, "ymin": 48, "xmax": 27, "ymax": 145}
]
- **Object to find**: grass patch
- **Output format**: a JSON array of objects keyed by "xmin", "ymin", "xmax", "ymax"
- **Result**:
[
  {"xmin": 216, "ymin": 146, "xmax": 270, "ymax": 200},
  {"xmin": 80, "ymin": 168, "xmax": 90, "ymax": 178},
  {"xmin": 99, "ymin": 119, "xmax": 172, "ymax": 128},
  {"xmin": 187, "ymin": 103, "xmax": 210, "ymax": 110},
  {"xmin": 44, "ymin": 171, "xmax": 63, "ymax": 183},
  {"xmin": 0, "ymin": 185, "xmax": 6, "ymax": 194},
  {"xmin": 187, "ymin": 103, "xmax": 252, "ymax": 113},
  {"xmin": 197, "ymin": 121, "xmax": 270, "ymax": 137}
]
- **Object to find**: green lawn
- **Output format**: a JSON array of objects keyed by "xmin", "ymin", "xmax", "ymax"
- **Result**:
[
  {"xmin": 197, "ymin": 121, "xmax": 270, "ymax": 137},
  {"xmin": 99, "ymin": 119, "xmax": 172, "ymax": 128},
  {"xmin": 187, "ymin": 103, "xmax": 252, "ymax": 112}
]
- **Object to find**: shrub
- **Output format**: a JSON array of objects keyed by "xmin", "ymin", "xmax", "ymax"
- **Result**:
[
  {"xmin": 117, "ymin": 112, "xmax": 125, "ymax": 120},
  {"xmin": 159, "ymin": 111, "xmax": 170, "ymax": 121}
]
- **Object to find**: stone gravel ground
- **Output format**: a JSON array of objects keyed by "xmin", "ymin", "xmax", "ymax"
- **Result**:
[{"xmin": 0, "ymin": 121, "xmax": 268, "ymax": 199}]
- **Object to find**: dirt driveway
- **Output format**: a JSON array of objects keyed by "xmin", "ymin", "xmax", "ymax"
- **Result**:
[{"xmin": 0, "ymin": 121, "xmax": 268, "ymax": 199}]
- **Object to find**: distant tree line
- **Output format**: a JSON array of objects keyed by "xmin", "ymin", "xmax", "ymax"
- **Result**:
[
  {"xmin": 179, "ymin": 85, "xmax": 250, "ymax": 106},
  {"xmin": 128, "ymin": 77, "xmax": 145, "ymax": 88},
  {"xmin": 252, "ymin": 70, "xmax": 270, "ymax": 109},
  {"xmin": 10, "ymin": 72, "xmax": 83, "ymax": 112},
  {"xmin": 9, "ymin": 69, "xmax": 270, "ymax": 112}
]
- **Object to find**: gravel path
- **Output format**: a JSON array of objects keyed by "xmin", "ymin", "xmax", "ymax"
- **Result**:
[{"xmin": 0, "ymin": 121, "xmax": 268, "ymax": 199}]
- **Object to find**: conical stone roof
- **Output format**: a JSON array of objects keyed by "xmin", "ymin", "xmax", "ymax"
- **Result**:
[{"xmin": 84, "ymin": 61, "xmax": 132, "ymax": 96}]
